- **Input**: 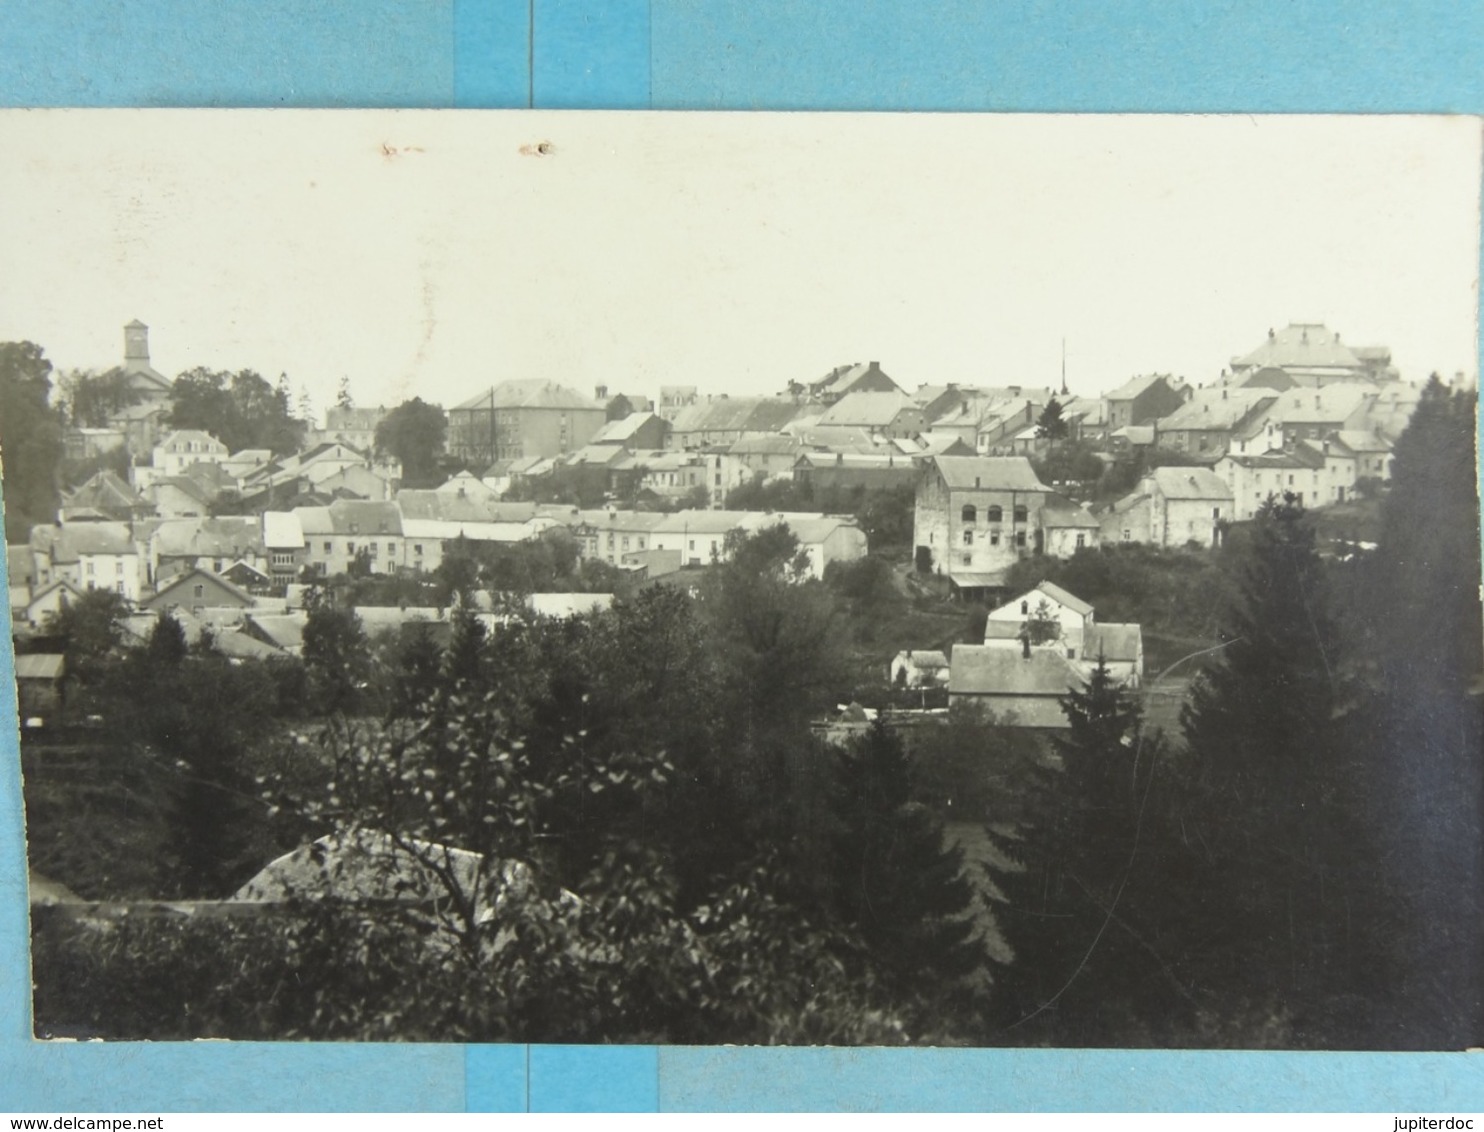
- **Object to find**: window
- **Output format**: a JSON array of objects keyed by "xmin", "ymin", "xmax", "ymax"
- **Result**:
[
  {"xmin": 689, "ymin": 540, "xmax": 696, "ymax": 551},
  {"xmin": 347, "ymin": 542, "xmax": 356, "ymax": 554},
  {"xmin": 1075, "ymin": 533, "xmax": 1086, "ymax": 549},
  {"xmin": 414, "ymin": 544, "xmax": 423, "ymax": 556},
  {"xmin": 323, "ymin": 542, "xmax": 332, "ymax": 554},
  {"xmin": 961, "ymin": 553, "xmax": 973, "ymax": 566},
  {"xmin": 637, "ymin": 537, "xmax": 645, "ymax": 549},
  {"xmin": 1013, "ymin": 505, "xmax": 1027, "ymax": 523},
  {"xmin": 621, "ymin": 536, "xmax": 630, "ymax": 551},
  {"xmin": 1122, "ymin": 529, "xmax": 1132, "ymax": 542},
  {"xmin": 1067, "ymin": 648, "xmax": 1076, "ymax": 659},
  {"xmin": 1015, "ymin": 531, "xmax": 1027, "ymax": 547},
  {"xmin": 387, "ymin": 542, "xmax": 396, "ymax": 555},
  {"xmin": 961, "ymin": 504, "xmax": 977, "ymax": 523},
  {"xmin": 1020, "ymin": 600, "xmax": 1029, "ymax": 614},
  {"xmin": 607, "ymin": 534, "xmax": 615, "ymax": 549},
  {"xmin": 117, "ymin": 561, "xmax": 125, "ymax": 574},
  {"xmin": 962, "ymin": 529, "xmax": 973, "ymax": 546},
  {"xmin": 86, "ymin": 561, "xmax": 95, "ymax": 575},
  {"xmin": 990, "ymin": 532, "xmax": 1000, "ymax": 546},
  {"xmin": 193, "ymin": 584, "xmax": 204, "ymax": 599},
  {"xmin": 117, "ymin": 581, "xmax": 125, "ymax": 594},
  {"xmin": 1287, "ymin": 474, "xmax": 1294, "ymax": 485},
  {"xmin": 1212, "ymin": 507, "xmax": 1221, "ymax": 520},
  {"xmin": 987, "ymin": 505, "xmax": 1003, "ymax": 523}
]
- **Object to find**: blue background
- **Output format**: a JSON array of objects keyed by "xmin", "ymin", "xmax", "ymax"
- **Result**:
[{"xmin": 1, "ymin": 0, "xmax": 1482, "ymax": 1112}]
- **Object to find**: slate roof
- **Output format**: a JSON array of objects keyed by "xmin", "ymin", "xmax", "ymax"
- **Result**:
[
  {"xmin": 1332, "ymin": 430, "xmax": 1392, "ymax": 454},
  {"xmin": 1085, "ymin": 623, "xmax": 1142, "ymax": 663},
  {"xmin": 452, "ymin": 380, "xmax": 602, "ymax": 413},
  {"xmin": 950, "ymin": 644, "xmax": 1084, "ymax": 698},
  {"xmin": 45, "ymin": 523, "xmax": 135, "ymax": 561},
  {"xmin": 153, "ymin": 517, "xmax": 264, "ymax": 559},
  {"xmin": 1158, "ymin": 389, "xmax": 1275, "ymax": 432},
  {"xmin": 147, "ymin": 567, "xmax": 256, "ymax": 609},
  {"xmin": 1106, "ymin": 374, "xmax": 1174, "ymax": 401},
  {"xmin": 1150, "ymin": 467, "xmax": 1233, "ymax": 501},
  {"xmin": 14, "ymin": 654, "xmax": 64, "ymax": 681},
  {"xmin": 591, "ymin": 412, "xmax": 663, "ymax": 443},
  {"xmin": 1034, "ymin": 581, "xmax": 1094, "ymax": 616},
  {"xmin": 1232, "ymin": 323, "xmax": 1364, "ymax": 371},
  {"xmin": 1041, "ymin": 494, "xmax": 1099, "ymax": 530},
  {"xmin": 816, "ymin": 390, "xmax": 919, "ymax": 428},
  {"xmin": 932, "ymin": 455, "xmax": 1049, "ymax": 493}
]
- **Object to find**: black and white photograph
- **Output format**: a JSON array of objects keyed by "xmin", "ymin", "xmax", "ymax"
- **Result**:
[{"xmin": 1, "ymin": 110, "xmax": 1479, "ymax": 1049}]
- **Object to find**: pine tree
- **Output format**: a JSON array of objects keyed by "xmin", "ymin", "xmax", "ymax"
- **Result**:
[
  {"xmin": 992, "ymin": 657, "xmax": 1185, "ymax": 1042},
  {"xmin": 1362, "ymin": 375, "xmax": 1484, "ymax": 1046},
  {"xmin": 830, "ymin": 716, "xmax": 985, "ymax": 1026},
  {"xmin": 144, "ymin": 611, "xmax": 188, "ymax": 666},
  {"xmin": 1035, "ymin": 398, "xmax": 1069, "ymax": 442},
  {"xmin": 1176, "ymin": 494, "xmax": 1382, "ymax": 1041}
]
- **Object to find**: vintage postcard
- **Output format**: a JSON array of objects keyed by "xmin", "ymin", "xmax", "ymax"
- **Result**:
[{"xmin": 1, "ymin": 110, "xmax": 1479, "ymax": 1048}]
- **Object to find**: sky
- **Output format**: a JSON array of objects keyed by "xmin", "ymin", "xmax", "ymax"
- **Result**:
[{"xmin": 0, "ymin": 110, "xmax": 1478, "ymax": 419}]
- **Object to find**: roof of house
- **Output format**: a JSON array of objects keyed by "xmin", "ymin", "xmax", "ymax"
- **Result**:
[
  {"xmin": 932, "ymin": 455, "xmax": 1049, "ymax": 493},
  {"xmin": 1106, "ymin": 374, "xmax": 1177, "ymax": 401},
  {"xmin": 1040, "ymin": 494, "xmax": 1100, "ymax": 530},
  {"xmin": 153, "ymin": 516, "xmax": 264, "ymax": 558},
  {"xmin": 246, "ymin": 612, "xmax": 307, "ymax": 651},
  {"xmin": 816, "ymin": 390, "xmax": 919, "ymax": 429},
  {"xmin": 155, "ymin": 429, "xmax": 227, "ymax": 452},
  {"xmin": 1232, "ymin": 323, "xmax": 1365, "ymax": 372},
  {"xmin": 1111, "ymin": 425, "xmax": 1157, "ymax": 445},
  {"xmin": 1158, "ymin": 389, "xmax": 1275, "ymax": 432},
  {"xmin": 575, "ymin": 509, "xmax": 670, "ymax": 534},
  {"xmin": 6, "ymin": 543, "xmax": 35, "ymax": 587},
  {"xmin": 1035, "ymin": 580, "xmax": 1095, "ymax": 616},
  {"xmin": 652, "ymin": 510, "xmax": 748, "ymax": 536},
  {"xmin": 669, "ymin": 397, "xmax": 803, "ymax": 436},
  {"xmin": 728, "ymin": 434, "xmax": 804, "ymax": 456},
  {"xmin": 949, "ymin": 644, "xmax": 1084, "ymax": 698},
  {"xmin": 1331, "ymin": 430, "xmax": 1393, "ymax": 454},
  {"xmin": 1085, "ymin": 623, "xmax": 1142, "ymax": 663},
  {"xmin": 452, "ymin": 380, "xmax": 603, "ymax": 413},
  {"xmin": 1149, "ymin": 466, "xmax": 1234, "ymax": 501},
  {"xmin": 591, "ymin": 412, "xmax": 663, "ymax": 444},
  {"xmin": 14, "ymin": 654, "xmax": 65, "ymax": 681},
  {"xmin": 150, "ymin": 475, "xmax": 213, "ymax": 505},
  {"xmin": 795, "ymin": 451, "xmax": 913, "ymax": 471},
  {"xmin": 63, "ymin": 470, "xmax": 145, "ymax": 513},
  {"xmin": 809, "ymin": 361, "xmax": 904, "ymax": 399},
  {"xmin": 45, "ymin": 522, "xmax": 135, "ymax": 561}
]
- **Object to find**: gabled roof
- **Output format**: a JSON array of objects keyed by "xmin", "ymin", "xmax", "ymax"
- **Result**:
[
  {"xmin": 1149, "ymin": 467, "xmax": 1233, "ymax": 501},
  {"xmin": 46, "ymin": 522, "xmax": 135, "ymax": 561},
  {"xmin": 1105, "ymin": 374, "xmax": 1177, "ymax": 401},
  {"xmin": 245, "ymin": 612, "xmax": 307, "ymax": 651},
  {"xmin": 155, "ymin": 429, "xmax": 227, "ymax": 452},
  {"xmin": 1157, "ymin": 389, "xmax": 1275, "ymax": 432},
  {"xmin": 816, "ymin": 390, "xmax": 919, "ymax": 428},
  {"xmin": 728, "ymin": 434, "xmax": 804, "ymax": 456},
  {"xmin": 1035, "ymin": 580, "xmax": 1094, "ymax": 615},
  {"xmin": 950, "ymin": 644, "xmax": 1084, "ymax": 698},
  {"xmin": 153, "ymin": 516, "xmax": 264, "ymax": 558},
  {"xmin": 1331, "ymin": 430, "xmax": 1392, "ymax": 455},
  {"xmin": 932, "ymin": 455, "xmax": 1049, "ymax": 493},
  {"xmin": 591, "ymin": 412, "xmax": 664, "ymax": 443},
  {"xmin": 63, "ymin": 470, "xmax": 145, "ymax": 513},
  {"xmin": 146, "ymin": 567, "xmax": 256, "ymax": 609},
  {"xmin": 669, "ymin": 397, "xmax": 803, "ymax": 436},
  {"xmin": 1260, "ymin": 384, "xmax": 1374, "ymax": 426},
  {"xmin": 809, "ymin": 361, "xmax": 904, "ymax": 399}
]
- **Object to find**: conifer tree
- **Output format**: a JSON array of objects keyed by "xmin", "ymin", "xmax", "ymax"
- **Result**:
[
  {"xmin": 830, "ymin": 716, "xmax": 985, "ymax": 1026},
  {"xmin": 1176, "ymin": 494, "xmax": 1383, "ymax": 1041}
]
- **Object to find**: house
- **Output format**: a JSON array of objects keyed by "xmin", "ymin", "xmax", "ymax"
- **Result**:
[
  {"xmin": 61, "ymin": 470, "xmax": 152, "ymax": 523},
  {"xmin": 296, "ymin": 500, "xmax": 404, "ymax": 577},
  {"xmin": 792, "ymin": 451, "xmax": 919, "ymax": 494},
  {"xmin": 948, "ymin": 644, "xmax": 1082, "ymax": 729},
  {"xmin": 14, "ymin": 653, "xmax": 66, "ymax": 723},
  {"xmin": 31, "ymin": 522, "xmax": 142, "ymax": 601},
  {"xmin": 657, "ymin": 385, "xmax": 700, "ymax": 421},
  {"xmin": 1331, "ymin": 430, "xmax": 1393, "ymax": 482},
  {"xmin": 890, "ymin": 649, "xmax": 950, "ymax": 689},
  {"xmin": 574, "ymin": 510, "xmax": 669, "ymax": 565},
  {"xmin": 1100, "ymin": 466, "xmax": 1232, "ymax": 549},
  {"xmin": 23, "ymin": 580, "xmax": 86, "ymax": 630},
  {"xmin": 1040, "ymin": 494, "xmax": 1100, "ymax": 556},
  {"xmin": 143, "ymin": 567, "xmax": 257, "ymax": 616},
  {"xmin": 149, "ymin": 516, "xmax": 266, "ymax": 587},
  {"xmin": 151, "ymin": 430, "xmax": 230, "ymax": 478},
  {"xmin": 650, "ymin": 510, "xmax": 745, "ymax": 566},
  {"xmin": 144, "ymin": 475, "xmax": 214, "ymax": 519},
  {"xmin": 446, "ymin": 380, "xmax": 607, "ymax": 464},
  {"xmin": 262, "ymin": 510, "xmax": 306, "ymax": 583},
  {"xmin": 814, "ymin": 390, "xmax": 925, "ymax": 441},
  {"xmin": 807, "ymin": 361, "xmax": 905, "ymax": 406},
  {"xmin": 1233, "ymin": 383, "xmax": 1376, "ymax": 451},
  {"xmin": 588, "ymin": 411, "xmax": 669, "ymax": 451},
  {"xmin": 1103, "ymin": 374, "xmax": 1189, "ymax": 431},
  {"xmin": 911, "ymin": 455, "xmax": 1055, "ymax": 595},
  {"xmin": 975, "ymin": 399, "xmax": 1044, "ymax": 453},
  {"xmin": 7, "ymin": 542, "xmax": 36, "ymax": 613},
  {"xmin": 1230, "ymin": 323, "xmax": 1395, "ymax": 386},
  {"xmin": 764, "ymin": 514, "xmax": 869, "ymax": 580},
  {"xmin": 981, "ymin": 580, "xmax": 1144, "ymax": 687},
  {"xmin": 527, "ymin": 593, "xmax": 615, "ymax": 620},
  {"xmin": 243, "ymin": 611, "xmax": 309, "ymax": 655},
  {"xmin": 1153, "ymin": 388, "xmax": 1276, "ymax": 460},
  {"xmin": 322, "ymin": 405, "xmax": 391, "ymax": 453},
  {"xmin": 666, "ymin": 397, "xmax": 802, "ymax": 451}
]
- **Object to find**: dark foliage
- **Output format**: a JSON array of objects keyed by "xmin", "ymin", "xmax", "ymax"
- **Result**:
[
  {"xmin": 168, "ymin": 366, "xmax": 305, "ymax": 454},
  {"xmin": 374, "ymin": 398, "xmax": 447, "ymax": 487},
  {"xmin": 0, "ymin": 341, "xmax": 64, "ymax": 540}
]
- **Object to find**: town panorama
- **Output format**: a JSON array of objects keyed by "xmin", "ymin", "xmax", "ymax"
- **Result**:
[{"xmin": 4, "ymin": 316, "xmax": 1480, "ymax": 1049}]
